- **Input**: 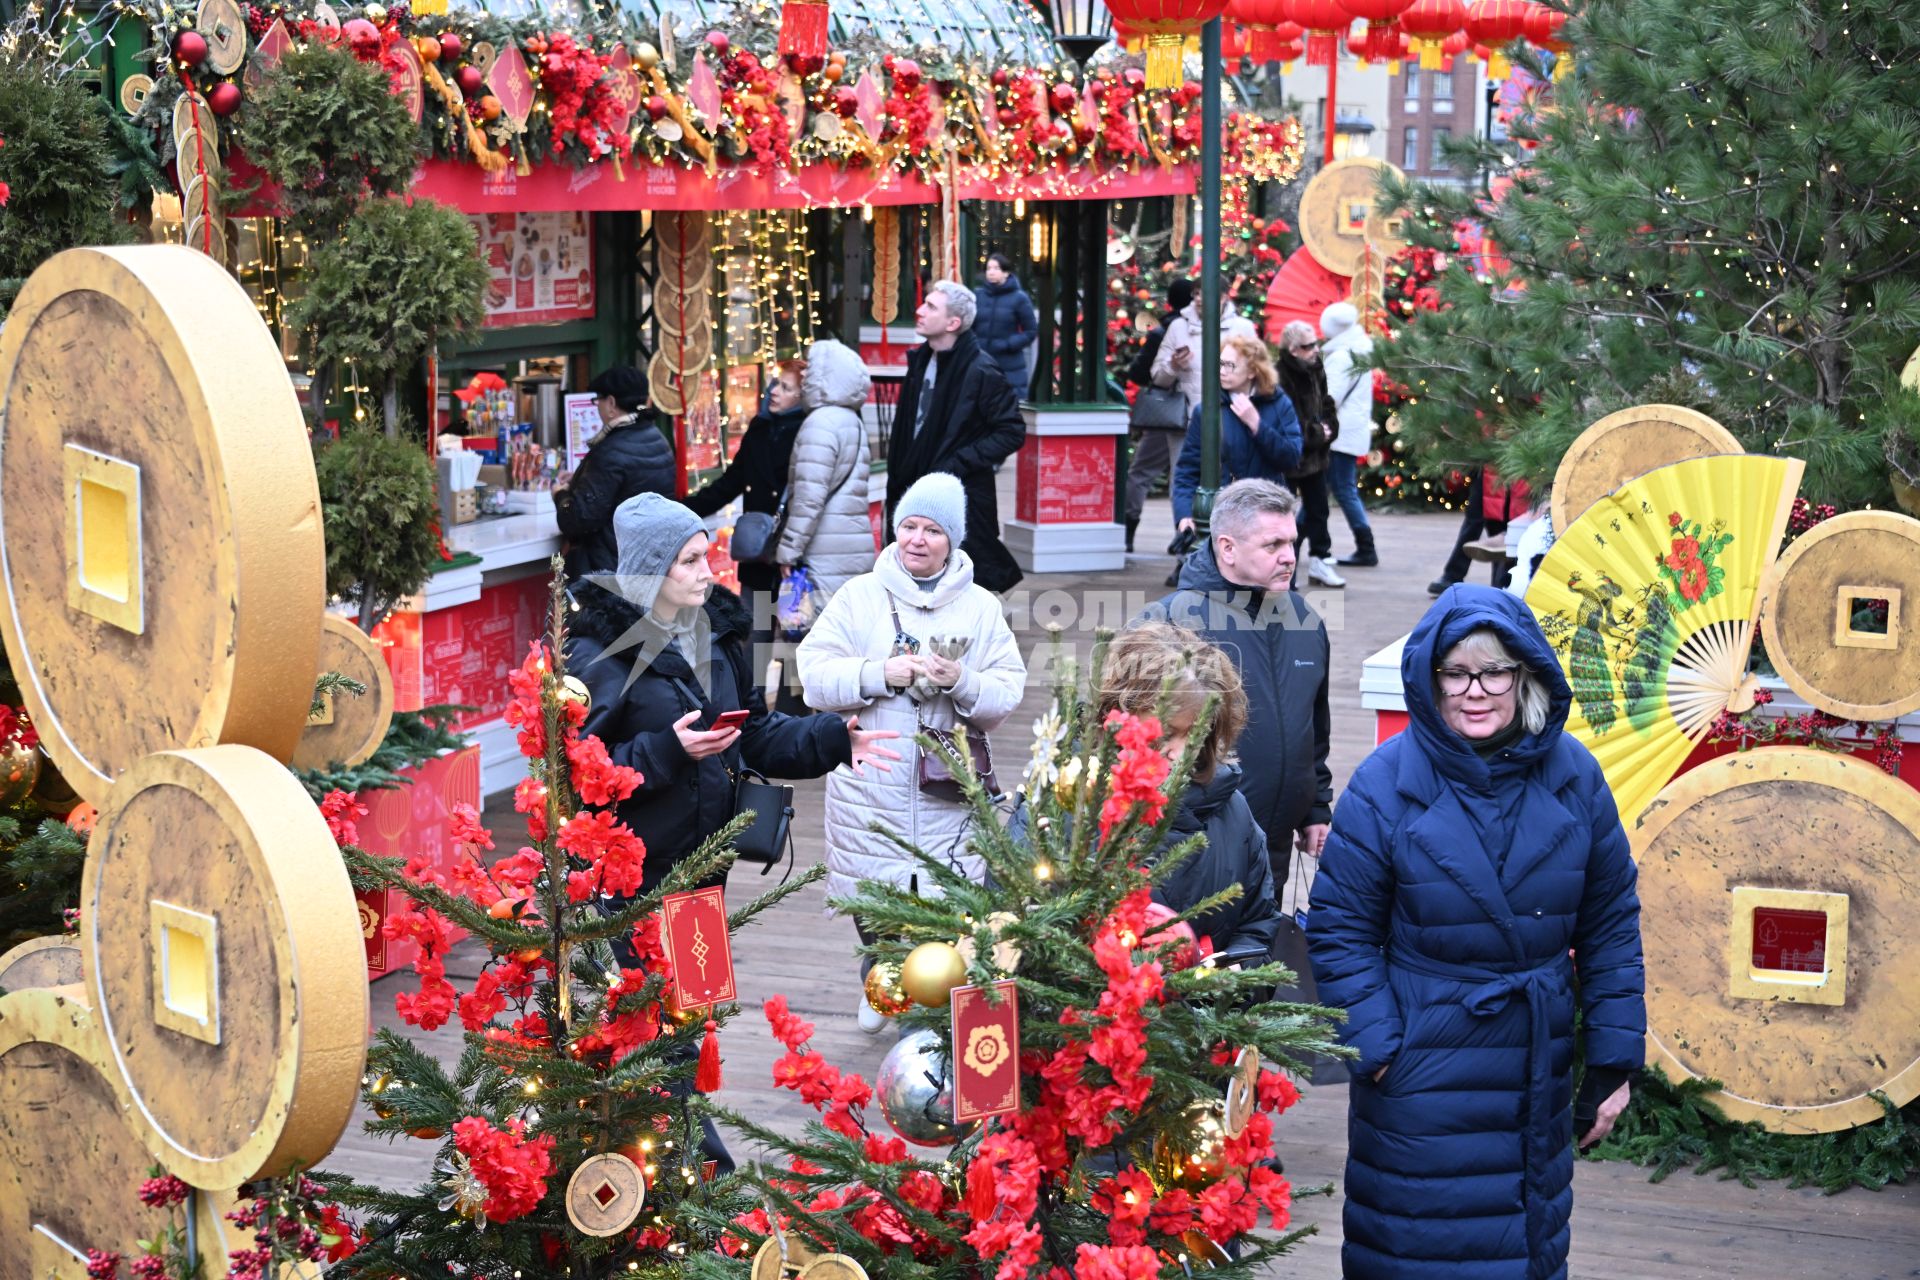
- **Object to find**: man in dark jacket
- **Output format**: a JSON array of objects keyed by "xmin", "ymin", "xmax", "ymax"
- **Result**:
[
  {"xmin": 886, "ymin": 281, "xmax": 1027, "ymax": 593},
  {"xmin": 1141, "ymin": 478, "xmax": 1332, "ymax": 880},
  {"xmin": 554, "ymin": 364, "xmax": 676, "ymax": 578}
]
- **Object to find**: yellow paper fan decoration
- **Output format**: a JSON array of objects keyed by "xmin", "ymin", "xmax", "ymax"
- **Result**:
[{"xmin": 1525, "ymin": 453, "xmax": 1803, "ymax": 825}]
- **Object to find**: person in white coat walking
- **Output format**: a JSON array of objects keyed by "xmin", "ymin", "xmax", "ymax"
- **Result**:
[
  {"xmin": 1319, "ymin": 302, "xmax": 1379, "ymax": 568},
  {"xmin": 796, "ymin": 472, "xmax": 1028, "ymax": 1032},
  {"xmin": 776, "ymin": 338, "xmax": 876, "ymax": 600}
]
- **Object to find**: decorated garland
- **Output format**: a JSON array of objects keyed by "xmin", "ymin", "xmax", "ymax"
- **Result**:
[{"xmin": 117, "ymin": 0, "xmax": 1215, "ymax": 186}]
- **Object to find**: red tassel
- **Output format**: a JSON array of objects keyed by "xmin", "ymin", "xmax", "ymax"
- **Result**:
[
  {"xmin": 695, "ymin": 1018, "xmax": 723, "ymax": 1094},
  {"xmin": 777, "ymin": 0, "xmax": 829, "ymax": 61}
]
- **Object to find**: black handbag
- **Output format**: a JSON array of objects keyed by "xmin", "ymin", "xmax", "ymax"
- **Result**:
[
  {"xmin": 729, "ymin": 490, "xmax": 788, "ymax": 564},
  {"xmin": 1269, "ymin": 853, "xmax": 1346, "ymax": 1085},
  {"xmin": 730, "ymin": 767, "xmax": 795, "ymax": 876},
  {"xmin": 1131, "ymin": 383, "xmax": 1189, "ymax": 431}
]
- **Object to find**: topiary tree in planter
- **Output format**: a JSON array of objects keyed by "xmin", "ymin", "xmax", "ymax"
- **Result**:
[
  {"xmin": 316, "ymin": 422, "xmax": 446, "ymax": 629},
  {"xmin": 288, "ymin": 194, "xmax": 489, "ymax": 431},
  {"xmin": 235, "ymin": 40, "xmax": 421, "ymax": 244}
]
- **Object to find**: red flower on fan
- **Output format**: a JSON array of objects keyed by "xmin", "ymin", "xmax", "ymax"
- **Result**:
[{"xmin": 451, "ymin": 1116, "xmax": 555, "ymax": 1222}]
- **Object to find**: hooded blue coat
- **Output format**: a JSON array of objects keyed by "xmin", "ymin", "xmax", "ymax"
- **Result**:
[{"xmin": 1305, "ymin": 586, "xmax": 1644, "ymax": 1280}]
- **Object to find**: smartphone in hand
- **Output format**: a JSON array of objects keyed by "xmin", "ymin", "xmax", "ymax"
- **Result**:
[{"xmin": 710, "ymin": 708, "xmax": 751, "ymax": 732}]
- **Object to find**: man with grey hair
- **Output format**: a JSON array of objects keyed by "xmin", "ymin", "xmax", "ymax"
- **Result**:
[
  {"xmin": 1139, "ymin": 478, "xmax": 1333, "ymax": 881},
  {"xmin": 886, "ymin": 279, "xmax": 1027, "ymax": 591}
]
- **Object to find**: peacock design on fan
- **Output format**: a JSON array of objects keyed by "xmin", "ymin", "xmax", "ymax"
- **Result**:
[{"xmin": 1557, "ymin": 570, "xmax": 1627, "ymax": 735}]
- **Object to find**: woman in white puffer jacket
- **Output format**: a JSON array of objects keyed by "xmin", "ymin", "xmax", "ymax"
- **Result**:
[
  {"xmin": 797, "ymin": 473, "xmax": 1027, "ymax": 1029},
  {"xmin": 776, "ymin": 338, "xmax": 876, "ymax": 599}
]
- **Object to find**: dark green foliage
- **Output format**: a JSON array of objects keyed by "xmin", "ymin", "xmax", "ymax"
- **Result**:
[
  {"xmin": 1591, "ymin": 1065, "xmax": 1920, "ymax": 1193},
  {"xmin": 0, "ymin": 60, "xmax": 133, "ymax": 317},
  {"xmin": 295, "ymin": 706, "xmax": 472, "ymax": 800},
  {"xmin": 1372, "ymin": 0, "xmax": 1920, "ymax": 507},
  {"xmin": 0, "ymin": 811, "xmax": 87, "ymax": 956},
  {"xmin": 287, "ymin": 195, "xmax": 488, "ymax": 417},
  {"xmin": 94, "ymin": 99, "xmax": 166, "ymax": 215},
  {"xmin": 314, "ymin": 425, "xmax": 446, "ymax": 627},
  {"xmin": 235, "ymin": 41, "xmax": 421, "ymax": 242}
]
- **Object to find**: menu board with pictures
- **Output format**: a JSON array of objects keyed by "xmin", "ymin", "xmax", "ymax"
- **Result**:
[{"xmin": 471, "ymin": 211, "xmax": 596, "ymax": 328}]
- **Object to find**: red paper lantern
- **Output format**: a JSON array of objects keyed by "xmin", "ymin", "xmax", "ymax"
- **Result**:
[
  {"xmin": 1278, "ymin": 0, "xmax": 1352, "ymax": 66},
  {"xmin": 1439, "ymin": 28, "xmax": 1470, "ymax": 69},
  {"xmin": 1464, "ymin": 0, "xmax": 1529, "ymax": 77},
  {"xmin": 1221, "ymin": 18, "xmax": 1252, "ymax": 72},
  {"xmin": 1348, "ymin": 19, "xmax": 1406, "ymax": 68},
  {"xmin": 1104, "ymin": 0, "xmax": 1233, "ymax": 87},
  {"xmin": 777, "ymin": 0, "xmax": 829, "ymax": 61},
  {"xmin": 1523, "ymin": 2, "xmax": 1570, "ymax": 78},
  {"xmin": 1338, "ymin": 0, "xmax": 1414, "ymax": 22},
  {"xmin": 1400, "ymin": 0, "xmax": 1465, "ymax": 68},
  {"xmin": 1226, "ymin": 0, "xmax": 1287, "ymax": 66}
]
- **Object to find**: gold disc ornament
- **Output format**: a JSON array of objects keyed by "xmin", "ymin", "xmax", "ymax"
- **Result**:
[
  {"xmin": 1223, "ymin": 1046, "xmax": 1260, "ymax": 1137},
  {"xmin": 293, "ymin": 614, "xmax": 397, "ymax": 770},
  {"xmin": 1757, "ymin": 510, "xmax": 1920, "ymax": 722},
  {"xmin": 1298, "ymin": 157, "xmax": 1407, "ymax": 278},
  {"xmin": 82, "ymin": 746, "xmax": 367, "ymax": 1185},
  {"xmin": 196, "ymin": 0, "xmax": 250, "ymax": 75},
  {"xmin": 564, "ymin": 1152, "xmax": 646, "ymax": 1237},
  {"xmin": 647, "ymin": 349, "xmax": 687, "ymax": 417},
  {"xmin": 1632, "ymin": 748, "xmax": 1920, "ymax": 1133},
  {"xmin": 0, "ymin": 248, "xmax": 325, "ymax": 804},
  {"xmin": 1550, "ymin": 403, "xmax": 1742, "ymax": 533},
  {"xmin": 751, "ymin": 1234, "xmax": 819, "ymax": 1280},
  {"xmin": 900, "ymin": 941, "xmax": 967, "ymax": 1007},
  {"xmin": 0, "ymin": 936, "xmax": 84, "ymax": 992},
  {"xmin": 797, "ymin": 1259, "xmax": 871, "ymax": 1280}
]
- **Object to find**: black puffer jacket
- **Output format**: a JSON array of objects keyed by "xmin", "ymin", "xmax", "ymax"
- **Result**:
[
  {"xmin": 886, "ymin": 330, "xmax": 1027, "ymax": 593},
  {"xmin": 1142, "ymin": 538, "xmax": 1334, "ymax": 875},
  {"xmin": 684, "ymin": 405, "xmax": 805, "ymax": 600},
  {"xmin": 1006, "ymin": 763, "xmax": 1278, "ymax": 958},
  {"xmin": 566, "ymin": 580, "xmax": 851, "ymax": 893},
  {"xmin": 555, "ymin": 414, "xmax": 677, "ymax": 578}
]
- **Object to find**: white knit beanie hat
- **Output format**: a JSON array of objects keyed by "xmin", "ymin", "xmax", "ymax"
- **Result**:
[{"xmin": 893, "ymin": 472, "xmax": 967, "ymax": 546}]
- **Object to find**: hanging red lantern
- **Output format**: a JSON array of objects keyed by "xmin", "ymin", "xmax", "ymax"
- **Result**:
[
  {"xmin": 1105, "ymin": 0, "xmax": 1233, "ymax": 88},
  {"xmin": 1400, "ymin": 0, "xmax": 1466, "ymax": 68},
  {"xmin": 1439, "ymin": 28, "xmax": 1471, "ymax": 69},
  {"xmin": 1523, "ymin": 2, "xmax": 1570, "ymax": 79},
  {"xmin": 1464, "ymin": 0, "xmax": 1530, "ymax": 79},
  {"xmin": 1278, "ymin": 0, "xmax": 1351, "ymax": 66},
  {"xmin": 1346, "ymin": 20, "xmax": 1404, "ymax": 69},
  {"xmin": 1221, "ymin": 18, "xmax": 1251, "ymax": 72},
  {"xmin": 1227, "ymin": 0, "xmax": 1287, "ymax": 66},
  {"xmin": 1274, "ymin": 34, "xmax": 1305, "ymax": 66},
  {"xmin": 777, "ymin": 0, "xmax": 830, "ymax": 61},
  {"xmin": 1338, "ymin": 0, "xmax": 1414, "ymax": 23}
]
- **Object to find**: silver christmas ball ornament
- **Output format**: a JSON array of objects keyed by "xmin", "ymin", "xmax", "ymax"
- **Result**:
[{"xmin": 876, "ymin": 1029, "xmax": 977, "ymax": 1147}]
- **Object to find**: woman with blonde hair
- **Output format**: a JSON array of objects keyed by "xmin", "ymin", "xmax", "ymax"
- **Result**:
[{"xmin": 1171, "ymin": 333, "xmax": 1303, "ymax": 541}]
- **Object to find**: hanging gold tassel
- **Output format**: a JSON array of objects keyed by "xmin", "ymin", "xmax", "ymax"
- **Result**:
[{"xmin": 1144, "ymin": 33, "xmax": 1184, "ymax": 90}]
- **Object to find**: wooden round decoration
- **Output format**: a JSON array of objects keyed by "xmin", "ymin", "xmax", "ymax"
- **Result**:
[
  {"xmin": 1757, "ymin": 510, "xmax": 1920, "ymax": 721},
  {"xmin": 0, "ymin": 247, "xmax": 325, "ymax": 805},
  {"xmin": 1632, "ymin": 748, "xmax": 1920, "ymax": 1133},
  {"xmin": 197, "ymin": 0, "xmax": 250, "ymax": 75},
  {"xmin": 564, "ymin": 1152, "xmax": 646, "ymax": 1237},
  {"xmin": 81, "ymin": 745, "xmax": 367, "ymax": 1184},
  {"xmin": 0, "ymin": 936, "xmax": 84, "ymax": 992},
  {"xmin": 1298, "ymin": 157, "xmax": 1407, "ymax": 278},
  {"xmin": 648, "ymin": 350, "xmax": 687, "ymax": 416},
  {"xmin": 661, "ymin": 321, "xmax": 715, "ymax": 374},
  {"xmin": 796, "ymin": 1258, "xmax": 870, "ymax": 1280},
  {"xmin": 751, "ymin": 1234, "xmax": 819, "ymax": 1280},
  {"xmin": 293, "ymin": 615, "xmax": 397, "ymax": 770},
  {"xmin": 1550, "ymin": 404, "xmax": 1742, "ymax": 533},
  {"xmin": 1223, "ymin": 1045, "xmax": 1260, "ymax": 1137},
  {"xmin": 118, "ymin": 73, "xmax": 154, "ymax": 115}
]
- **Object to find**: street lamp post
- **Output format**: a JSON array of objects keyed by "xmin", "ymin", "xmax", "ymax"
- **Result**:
[
  {"xmin": 1195, "ymin": 14, "xmax": 1224, "ymax": 531},
  {"xmin": 1048, "ymin": 0, "xmax": 1115, "ymax": 68},
  {"xmin": 1040, "ymin": 0, "xmax": 1114, "ymax": 405}
]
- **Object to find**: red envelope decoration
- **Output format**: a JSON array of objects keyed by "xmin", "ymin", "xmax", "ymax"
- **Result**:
[
  {"xmin": 661, "ymin": 886, "xmax": 736, "ymax": 1012},
  {"xmin": 688, "ymin": 52, "xmax": 721, "ymax": 131},
  {"xmin": 854, "ymin": 69, "xmax": 883, "ymax": 140},
  {"xmin": 951, "ymin": 980, "xmax": 1021, "ymax": 1125},
  {"xmin": 247, "ymin": 16, "xmax": 293, "ymax": 86},
  {"xmin": 488, "ymin": 41, "xmax": 536, "ymax": 129},
  {"xmin": 607, "ymin": 44, "xmax": 643, "ymax": 133}
]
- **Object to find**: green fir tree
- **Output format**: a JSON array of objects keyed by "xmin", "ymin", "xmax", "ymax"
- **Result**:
[{"xmin": 1373, "ymin": 0, "xmax": 1920, "ymax": 508}]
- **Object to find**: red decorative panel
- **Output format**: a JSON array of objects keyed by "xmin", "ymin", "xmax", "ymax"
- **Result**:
[
  {"xmin": 1014, "ymin": 436, "xmax": 1116, "ymax": 525},
  {"xmin": 1750, "ymin": 907, "xmax": 1828, "ymax": 975}
]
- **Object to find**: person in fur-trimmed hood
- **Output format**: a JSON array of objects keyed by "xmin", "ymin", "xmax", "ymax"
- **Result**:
[{"xmin": 567, "ymin": 493, "xmax": 900, "ymax": 901}]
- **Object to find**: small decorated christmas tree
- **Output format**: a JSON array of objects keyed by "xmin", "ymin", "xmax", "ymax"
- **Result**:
[
  {"xmin": 325, "ymin": 567, "xmax": 818, "ymax": 1276},
  {"xmin": 687, "ymin": 640, "xmax": 1345, "ymax": 1279}
]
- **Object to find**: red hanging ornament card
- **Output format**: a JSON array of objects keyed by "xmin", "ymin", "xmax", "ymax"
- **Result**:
[
  {"xmin": 951, "ymin": 979, "xmax": 1021, "ymax": 1125},
  {"xmin": 660, "ymin": 886, "xmax": 736, "ymax": 1013}
]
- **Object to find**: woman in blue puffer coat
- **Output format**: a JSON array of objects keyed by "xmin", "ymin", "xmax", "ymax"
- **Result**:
[
  {"xmin": 1170, "ymin": 333, "xmax": 1302, "ymax": 535},
  {"xmin": 1306, "ymin": 585, "xmax": 1645, "ymax": 1280},
  {"xmin": 972, "ymin": 253, "xmax": 1040, "ymax": 395}
]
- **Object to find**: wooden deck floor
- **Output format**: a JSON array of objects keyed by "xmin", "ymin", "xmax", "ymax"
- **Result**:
[{"xmin": 325, "ymin": 499, "xmax": 1920, "ymax": 1277}]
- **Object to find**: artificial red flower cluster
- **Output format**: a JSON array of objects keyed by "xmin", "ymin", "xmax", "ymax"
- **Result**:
[
  {"xmin": 539, "ymin": 32, "xmax": 634, "ymax": 163},
  {"xmin": 1706, "ymin": 687, "xmax": 1906, "ymax": 775},
  {"xmin": 1099, "ymin": 711, "xmax": 1172, "ymax": 836},
  {"xmin": 764, "ymin": 995, "xmax": 874, "ymax": 1139},
  {"xmin": 1091, "ymin": 72, "xmax": 1147, "ymax": 163},
  {"xmin": 878, "ymin": 57, "xmax": 936, "ymax": 156},
  {"xmin": 963, "ymin": 1130, "xmax": 1045, "ymax": 1279},
  {"xmin": 319, "ymin": 788, "xmax": 367, "ymax": 847},
  {"xmin": 0, "ymin": 701, "xmax": 36, "ymax": 752},
  {"xmin": 453, "ymin": 1115, "xmax": 557, "ymax": 1222}
]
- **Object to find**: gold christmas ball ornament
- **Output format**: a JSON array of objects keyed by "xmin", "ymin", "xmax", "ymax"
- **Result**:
[
  {"xmin": 864, "ymin": 960, "xmax": 912, "ymax": 1017},
  {"xmin": 0, "ymin": 737, "xmax": 41, "ymax": 807},
  {"xmin": 366, "ymin": 1069, "xmax": 397, "ymax": 1119},
  {"xmin": 1152, "ymin": 1101, "xmax": 1230, "ymax": 1189},
  {"xmin": 634, "ymin": 40, "xmax": 661, "ymax": 69},
  {"xmin": 899, "ymin": 941, "xmax": 967, "ymax": 1007},
  {"xmin": 558, "ymin": 675, "xmax": 592, "ymax": 709},
  {"xmin": 364, "ymin": 2, "xmax": 386, "ymax": 19}
]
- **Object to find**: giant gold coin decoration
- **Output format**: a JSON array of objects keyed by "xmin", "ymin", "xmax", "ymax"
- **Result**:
[
  {"xmin": 1757, "ymin": 510, "xmax": 1920, "ymax": 722},
  {"xmin": 0, "ymin": 246, "xmax": 365, "ymax": 1277},
  {"xmin": 1550, "ymin": 403, "xmax": 1743, "ymax": 533},
  {"xmin": 1298, "ymin": 157, "xmax": 1408, "ymax": 279},
  {"xmin": 294, "ymin": 613, "xmax": 398, "ymax": 770},
  {"xmin": 564, "ymin": 1152, "xmax": 646, "ymax": 1237},
  {"xmin": 1633, "ymin": 749, "xmax": 1920, "ymax": 1133}
]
